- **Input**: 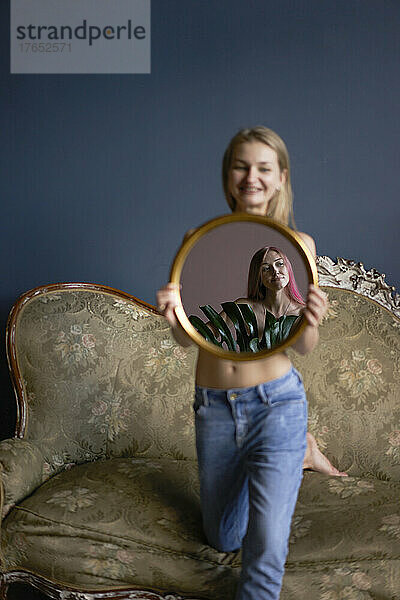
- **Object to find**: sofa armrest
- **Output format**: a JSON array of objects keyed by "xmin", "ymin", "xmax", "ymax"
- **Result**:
[{"xmin": 0, "ymin": 438, "xmax": 45, "ymax": 518}]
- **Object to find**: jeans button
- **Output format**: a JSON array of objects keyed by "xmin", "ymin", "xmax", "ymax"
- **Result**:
[{"xmin": 230, "ymin": 393, "xmax": 237, "ymax": 400}]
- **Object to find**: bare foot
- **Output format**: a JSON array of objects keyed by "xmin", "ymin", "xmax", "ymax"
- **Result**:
[{"xmin": 303, "ymin": 432, "xmax": 348, "ymax": 476}]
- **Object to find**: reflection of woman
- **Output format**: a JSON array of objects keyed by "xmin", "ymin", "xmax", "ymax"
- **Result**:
[
  {"xmin": 241, "ymin": 245, "xmax": 305, "ymax": 348},
  {"xmin": 192, "ymin": 246, "xmax": 305, "ymax": 352},
  {"xmin": 157, "ymin": 127, "xmax": 346, "ymax": 600}
]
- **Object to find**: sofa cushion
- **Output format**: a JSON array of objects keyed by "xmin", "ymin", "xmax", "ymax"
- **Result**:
[
  {"xmin": 1, "ymin": 458, "xmax": 239, "ymax": 599},
  {"xmin": 2, "ymin": 460, "xmax": 399, "ymax": 599}
]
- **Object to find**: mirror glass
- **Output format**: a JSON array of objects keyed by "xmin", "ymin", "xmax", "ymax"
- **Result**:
[{"xmin": 170, "ymin": 214, "xmax": 317, "ymax": 360}]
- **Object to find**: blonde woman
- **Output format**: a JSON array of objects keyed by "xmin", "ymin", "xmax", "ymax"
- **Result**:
[{"xmin": 157, "ymin": 127, "xmax": 345, "ymax": 600}]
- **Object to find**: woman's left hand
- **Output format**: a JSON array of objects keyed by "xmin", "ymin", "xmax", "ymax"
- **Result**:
[{"xmin": 302, "ymin": 284, "xmax": 328, "ymax": 328}]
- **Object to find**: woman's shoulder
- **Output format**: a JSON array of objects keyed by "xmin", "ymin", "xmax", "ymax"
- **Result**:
[{"xmin": 296, "ymin": 230, "xmax": 316, "ymax": 259}]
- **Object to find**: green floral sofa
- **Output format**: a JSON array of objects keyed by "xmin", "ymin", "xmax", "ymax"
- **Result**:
[{"xmin": 1, "ymin": 257, "xmax": 399, "ymax": 600}]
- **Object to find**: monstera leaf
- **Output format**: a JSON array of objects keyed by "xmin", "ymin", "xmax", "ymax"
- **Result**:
[
  {"xmin": 188, "ymin": 302, "xmax": 260, "ymax": 352},
  {"xmin": 196, "ymin": 304, "xmax": 237, "ymax": 351},
  {"xmin": 189, "ymin": 302, "xmax": 300, "ymax": 353},
  {"xmin": 187, "ymin": 315, "xmax": 223, "ymax": 348},
  {"xmin": 260, "ymin": 311, "xmax": 299, "ymax": 350}
]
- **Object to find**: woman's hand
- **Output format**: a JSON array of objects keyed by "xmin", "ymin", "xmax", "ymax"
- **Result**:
[
  {"xmin": 156, "ymin": 283, "xmax": 193, "ymax": 347},
  {"xmin": 292, "ymin": 285, "xmax": 328, "ymax": 355},
  {"xmin": 156, "ymin": 283, "xmax": 181, "ymax": 327},
  {"xmin": 302, "ymin": 284, "xmax": 328, "ymax": 328}
]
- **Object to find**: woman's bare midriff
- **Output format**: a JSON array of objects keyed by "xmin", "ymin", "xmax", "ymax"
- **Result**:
[{"xmin": 195, "ymin": 349, "xmax": 292, "ymax": 389}]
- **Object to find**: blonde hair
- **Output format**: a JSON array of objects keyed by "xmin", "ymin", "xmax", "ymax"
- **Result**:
[{"xmin": 222, "ymin": 126, "xmax": 295, "ymax": 228}]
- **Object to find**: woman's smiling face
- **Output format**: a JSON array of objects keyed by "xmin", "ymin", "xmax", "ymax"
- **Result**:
[
  {"xmin": 260, "ymin": 250, "xmax": 289, "ymax": 291},
  {"xmin": 228, "ymin": 141, "xmax": 286, "ymax": 215}
]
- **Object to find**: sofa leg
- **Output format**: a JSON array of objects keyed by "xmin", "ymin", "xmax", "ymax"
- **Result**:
[{"xmin": 0, "ymin": 578, "xmax": 8, "ymax": 600}]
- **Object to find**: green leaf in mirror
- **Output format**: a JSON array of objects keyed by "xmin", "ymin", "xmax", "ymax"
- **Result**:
[
  {"xmin": 189, "ymin": 303, "xmax": 301, "ymax": 353},
  {"xmin": 261, "ymin": 311, "xmax": 300, "ymax": 350}
]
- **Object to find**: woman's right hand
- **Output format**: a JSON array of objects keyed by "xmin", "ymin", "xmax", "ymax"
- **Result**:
[
  {"xmin": 156, "ymin": 283, "xmax": 193, "ymax": 348},
  {"xmin": 156, "ymin": 283, "xmax": 182, "ymax": 328}
]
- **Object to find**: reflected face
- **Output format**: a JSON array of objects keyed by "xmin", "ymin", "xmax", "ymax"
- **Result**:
[
  {"xmin": 260, "ymin": 251, "xmax": 289, "ymax": 291},
  {"xmin": 228, "ymin": 141, "xmax": 285, "ymax": 215}
]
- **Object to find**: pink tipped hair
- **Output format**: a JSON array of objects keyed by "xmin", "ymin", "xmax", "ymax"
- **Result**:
[{"xmin": 248, "ymin": 246, "xmax": 306, "ymax": 305}]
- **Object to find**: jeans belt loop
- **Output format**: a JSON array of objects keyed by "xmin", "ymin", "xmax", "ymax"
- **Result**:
[
  {"xmin": 201, "ymin": 387, "xmax": 209, "ymax": 407},
  {"xmin": 257, "ymin": 383, "xmax": 270, "ymax": 406}
]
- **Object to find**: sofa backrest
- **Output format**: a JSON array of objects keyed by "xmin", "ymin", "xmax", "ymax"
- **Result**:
[{"xmin": 7, "ymin": 284, "xmax": 198, "ymax": 476}]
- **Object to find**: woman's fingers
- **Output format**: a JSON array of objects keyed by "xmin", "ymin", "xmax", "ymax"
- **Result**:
[
  {"xmin": 303, "ymin": 285, "xmax": 328, "ymax": 327},
  {"xmin": 156, "ymin": 283, "xmax": 181, "ymax": 318}
]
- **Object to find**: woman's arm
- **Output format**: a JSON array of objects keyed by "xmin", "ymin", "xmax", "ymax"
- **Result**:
[
  {"xmin": 156, "ymin": 229, "xmax": 200, "ymax": 348},
  {"xmin": 294, "ymin": 233, "xmax": 347, "ymax": 475},
  {"xmin": 291, "ymin": 232, "xmax": 327, "ymax": 355},
  {"xmin": 291, "ymin": 284, "xmax": 327, "ymax": 355},
  {"xmin": 156, "ymin": 283, "xmax": 194, "ymax": 348}
]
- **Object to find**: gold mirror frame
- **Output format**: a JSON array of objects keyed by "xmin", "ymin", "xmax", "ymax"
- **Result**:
[{"xmin": 170, "ymin": 213, "xmax": 318, "ymax": 360}]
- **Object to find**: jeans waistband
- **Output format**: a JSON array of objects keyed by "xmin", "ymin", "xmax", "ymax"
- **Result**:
[{"xmin": 195, "ymin": 366, "xmax": 301, "ymax": 401}]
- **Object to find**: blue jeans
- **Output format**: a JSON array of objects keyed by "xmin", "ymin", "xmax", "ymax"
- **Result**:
[{"xmin": 194, "ymin": 367, "xmax": 307, "ymax": 600}]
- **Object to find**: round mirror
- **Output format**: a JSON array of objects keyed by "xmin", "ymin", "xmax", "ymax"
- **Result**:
[{"xmin": 170, "ymin": 214, "xmax": 318, "ymax": 360}]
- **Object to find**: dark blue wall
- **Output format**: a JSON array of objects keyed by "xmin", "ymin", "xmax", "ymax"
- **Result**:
[{"xmin": 1, "ymin": 0, "xmax": 399, "ymax": 439}]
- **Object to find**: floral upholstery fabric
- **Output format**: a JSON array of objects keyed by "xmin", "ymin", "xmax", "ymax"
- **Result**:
[
  {"xmin": 288, "ymin": 288, "xmax": 400, "ymax": 482},
  {"xmin": 1, "ymin": 458, "xmax": 238, "ymax": 599},
  {"xmin": 1, "ymin": 463, "xmax": 399, "ymax": 599},
  {"xmin": 1, "ymin": 285, "xmax": 399, "ymax": 599},
  {"xmin": 10, "ymin": 290, "xmax": 198, "ymax": 471},
  {"xmin": 0, "ymin": 439, "xmax": 44, "ymax": 518}
]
